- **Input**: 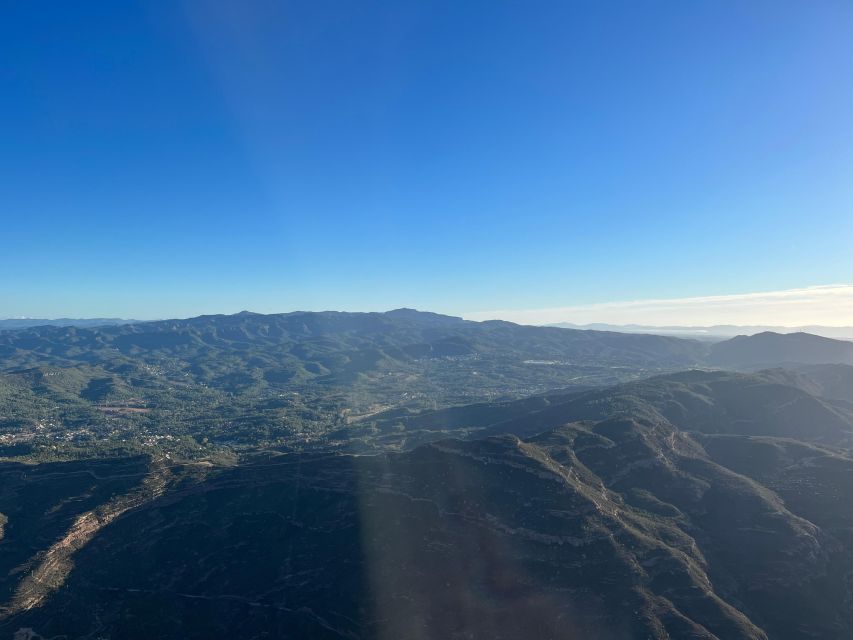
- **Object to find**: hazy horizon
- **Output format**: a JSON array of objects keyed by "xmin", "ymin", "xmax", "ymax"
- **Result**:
[{"xmin": 4, "ymin": 283, "xmax": 853, "ymax": 331}]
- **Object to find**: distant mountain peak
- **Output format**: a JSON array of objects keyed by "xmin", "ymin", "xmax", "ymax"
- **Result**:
[
  {"xmin": 710, "ymin": 330, "xmax": 853, "ymax": 369},
  {"xmin": 384, "ymin": 308, "xmax": 465, "ymax": 322},
  {"xmin": 0, "ymin": 317, "xmax": 137, "ymax": 331}
]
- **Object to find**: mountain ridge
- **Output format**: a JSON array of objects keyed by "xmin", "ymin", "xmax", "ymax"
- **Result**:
[{"xmin": 550, "ymin": 321, "xmax": 853, "ymax": 341}]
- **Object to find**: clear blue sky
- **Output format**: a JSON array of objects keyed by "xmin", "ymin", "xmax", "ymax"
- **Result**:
[{"xmin": 2, "ymin": 1, "xmax": 852, "ymax": 320}]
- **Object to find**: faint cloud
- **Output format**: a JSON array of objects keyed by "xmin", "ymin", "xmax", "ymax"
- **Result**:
[{"xmin": 463, "ymin": 284, "xmax": 853, "ymax": 327}]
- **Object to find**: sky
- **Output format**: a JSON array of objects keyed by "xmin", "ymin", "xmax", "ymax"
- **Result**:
[
  {"xmin": 465, "ymin": 284, "xmax": 853, "ymax": 327},
  {"xmin": 2, "ymin": 1, "xmax": 852, "ymax": 324}
]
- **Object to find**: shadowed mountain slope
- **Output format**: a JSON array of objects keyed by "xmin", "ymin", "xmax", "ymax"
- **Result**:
[
  {"xmin": 708, "ymin": 331, "xmax": 853, "ymax": 369},
  {"xmin": 365, "ymin": 368, "xmax": 853, "ymax": 450},
  {"xmin": 4, "ymin": 369, "xmax": 853, "ymax": 638}
]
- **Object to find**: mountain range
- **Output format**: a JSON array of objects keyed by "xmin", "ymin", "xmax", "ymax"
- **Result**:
[
  {"xmin": 0, "ymin": 318, "xmax": 136, "ymax": 331},
  {"xmin": 3, "ymin": 310, "xmax": 853, "ymax": 377},
  {"xmin": 1, "ymin": 311, "xmax": 853, "ymax": 457},
  {"xmin": 551, "ymin": 322, "xmax": 853, "ymax": 342},
  {"xmin": 3, "ymin": 311, "xmax": 853, "ymax": 637}
]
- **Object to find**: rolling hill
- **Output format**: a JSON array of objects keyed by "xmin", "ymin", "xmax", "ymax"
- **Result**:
[
  {"xmin": 0, "ymin": 310, "xmax": 710, "ymax": 456},
  {"xmin": 3, "ymin": 311, "xmax": 853, "ymax": 458}
]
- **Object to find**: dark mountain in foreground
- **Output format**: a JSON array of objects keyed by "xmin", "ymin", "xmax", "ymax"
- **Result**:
[
  {"xmin": 362, "ymin": 367, "xmax": 853, "ymax": 450},
  {"xmin": 709, "ymin": 331, "xmax": 853, "ymax": 369},
  {"xmin": 3, "ymin": 369, "xmax": 853, "ymax": 638}
]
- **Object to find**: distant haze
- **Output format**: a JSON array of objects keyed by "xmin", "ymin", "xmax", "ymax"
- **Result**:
[
  {"xmin": 549, "ymin": 323, "xmax": 853, "ymax": 342},
  {"xmin": 0, "ymin": 318, "xmax": 136, "ymax": 331},
  {"xmin": 464, "ymin": 284, "xmax": 853, "ymax": 328}
]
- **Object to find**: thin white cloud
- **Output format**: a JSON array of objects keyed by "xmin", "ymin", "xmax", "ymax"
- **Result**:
[{"xmin": 463, "ymin": 284, "xmax": 853, "ymax": 327}]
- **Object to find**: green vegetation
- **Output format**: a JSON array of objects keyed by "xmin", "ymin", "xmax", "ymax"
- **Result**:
[
  {"xmin": 0, "ymin": 310, "xmax": 710, "ymax": 461},
  {"xmin": 3, "ymin": 312, "xmax": 853, "ymax": 637}
]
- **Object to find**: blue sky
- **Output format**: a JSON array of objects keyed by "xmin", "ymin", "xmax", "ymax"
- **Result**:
[{"xmin": 2, "ymin": 1, "xmax": 852, "ymax": 322}]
